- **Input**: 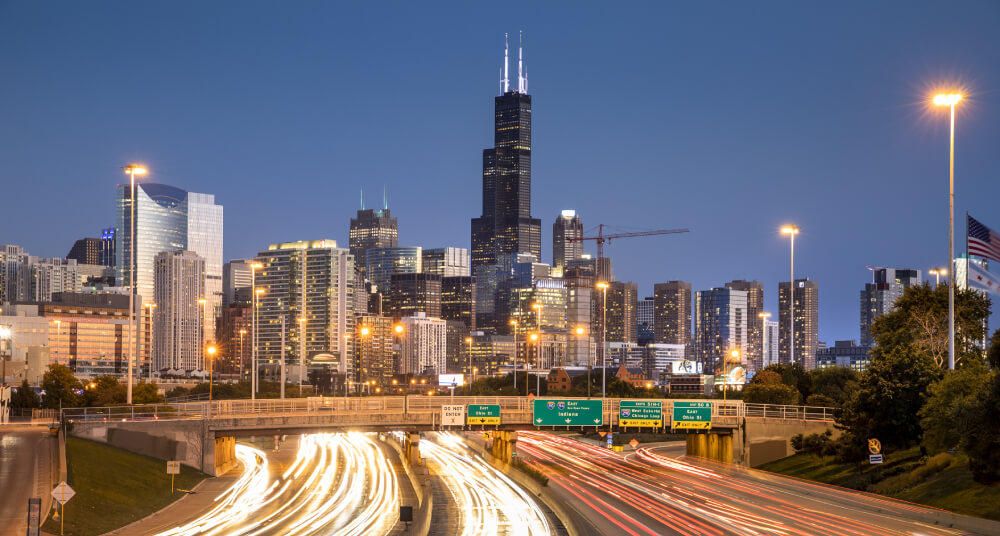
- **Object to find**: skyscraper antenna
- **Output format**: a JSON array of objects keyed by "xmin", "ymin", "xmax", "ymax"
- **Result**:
[
  {"xmin": 383, "ymin": 185, "xmax": 388, "ymax": 210},
  {"xmin": 517, "ymin": 31, "xmax": 523, "ymax": 93},
  {"xmin": 503, "ymin": 33, "xmax": 509, "ymax": 93},
  {"xmin": 360, "ymin": 188, "xmax": 364, "ymax": 210}
]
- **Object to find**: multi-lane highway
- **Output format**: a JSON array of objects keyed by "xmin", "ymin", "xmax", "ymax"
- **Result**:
[
  {"xmin": 420, "ymin": 432, "xmax": 553, "ymax": 536},
  {"xmin": 155, "ymin": 433, "xmax": 400, "ymax": 536},
  {"xmin": 517, "ymin": 433, "xmax": 989, "ymax": 536}
]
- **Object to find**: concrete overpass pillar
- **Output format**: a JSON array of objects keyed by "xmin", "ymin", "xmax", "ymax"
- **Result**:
[
  {"xmin": 719, "ymin": 434, "xmax": 733, "ymax": 464},
  {"xmin": 404, "ymin": 432, "xmax": 421, "ymax": 465},
  {"xmin": 707, "ymin": 433, "xmax": 720, "ymax": 461},
  {"xmin": 490, "ymin": 431, "xmax": 518, "ymax": 463},
  {"xmin": 213, "ymin": 435, "xmax": 237, "ymax": 476}
]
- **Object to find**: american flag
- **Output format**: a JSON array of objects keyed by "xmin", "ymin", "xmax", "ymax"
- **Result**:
[{"xmin": 968, "ymin": 215, "xmax": 1000, "ymax": 263}]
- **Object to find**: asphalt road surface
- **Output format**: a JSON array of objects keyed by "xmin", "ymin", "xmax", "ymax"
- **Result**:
[
  {"xmin": 517, "ymin": 433, "xmax": 996, "ymax": 536},
  {"xmin": 0, "ymin": 426, "xmax": 55, "ymax": 535}
]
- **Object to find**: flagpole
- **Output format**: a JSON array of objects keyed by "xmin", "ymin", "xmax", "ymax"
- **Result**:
[{"xmin": 965, "ymin": 211, "xmax": 970, "ymax": 290}]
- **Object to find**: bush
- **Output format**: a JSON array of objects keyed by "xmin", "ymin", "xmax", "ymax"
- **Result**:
[
  {"xmin": 791, "ymin": 431, "xmax": 834, "ymax": 457},
  {"xmin": 511, "ymin": 457, "xmax": 548, "ymax": 487},
  {"xmin": 869, "ymin": 453, "xmax": 955, "ymax": 494}
]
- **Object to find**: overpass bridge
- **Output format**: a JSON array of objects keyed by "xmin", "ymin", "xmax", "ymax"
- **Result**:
[{"xmin": 61, "ymin": 396, "xmax": 837, "ymax": 473}]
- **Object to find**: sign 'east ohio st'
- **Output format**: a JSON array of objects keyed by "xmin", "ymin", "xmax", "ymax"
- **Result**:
[{"xmin": 533, "ymin": 399, "xmax": 604, "ymax": 426}]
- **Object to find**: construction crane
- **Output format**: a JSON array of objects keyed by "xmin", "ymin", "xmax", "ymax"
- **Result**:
[{"xmin": 566, "ymin": 224, "xmax": 690, "ymax": 279}]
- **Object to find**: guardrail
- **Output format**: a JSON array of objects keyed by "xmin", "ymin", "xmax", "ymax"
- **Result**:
[{"xmin": 62, "ymin": 397, "xmax": 836, "ymax": 426}]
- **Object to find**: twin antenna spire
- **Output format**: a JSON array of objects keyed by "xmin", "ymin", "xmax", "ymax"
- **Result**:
[
  {"xmin": 500, "ymin": 31, "xmax": 527, "ymax": 95},
  {"xmin": 359, "ymin": 186, "xmax": 389, "ymax": 211}
]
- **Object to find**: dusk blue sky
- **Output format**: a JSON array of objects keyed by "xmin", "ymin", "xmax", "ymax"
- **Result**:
[{"xmin": 2, "ymin": 2, "xmax": 999, "ymax": 343}]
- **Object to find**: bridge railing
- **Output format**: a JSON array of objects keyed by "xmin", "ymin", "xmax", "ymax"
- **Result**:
[{"xmin": 61, "ymin": 397, "xmax": 836, "ymax": 425}]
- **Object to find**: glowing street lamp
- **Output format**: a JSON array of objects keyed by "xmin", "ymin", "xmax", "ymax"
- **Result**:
[
  {"xmin": 122, "ymin": 164, "xmax": 147, "ymax": 405},
  {"xmin": 596, "ymin": 281, "xmax": 610, "ymax": 399},
  {"xmin": 510, "ymin": 318, "xmax": 519, "ymax": 391},
  {"xmin": 206, "ymin": 343, "xmax": 217, "ymax": 415},
  {"xmin": 933, "ymin": 92, "xmax": 963, "ymax": 370},
  {"xmin": 929, "ymin": 268, "xmax": 948, "ymax": 287},
  {"xmin": 465, "ymin": 337, "xmax": 474, "ymax": 381},
  {"xmin": 250, "ymin": 263, "xmax": 263, "ymax": 399}
]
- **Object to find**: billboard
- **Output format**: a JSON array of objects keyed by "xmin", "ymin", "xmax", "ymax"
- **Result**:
[
  {"xmin": 438, "ymin": 374, "xmax": 465, "ymax": 387},
  {"xmin": 670, "ymin": 360, "xmax": 703, "ymax": 374}
]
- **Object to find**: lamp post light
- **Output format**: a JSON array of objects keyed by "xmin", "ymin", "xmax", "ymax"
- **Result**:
[
  {"xmin": 758, "ymin": 312, "xmax": 771, "ymax": 369},
  {"xmin": 509, "ymin": 319, "xmax": 518, "ymax": 391},
  {"xmin": 574, "ymin": 326, "xmax": 592, "ymax": 398},
  {"xmin": 359, "ymin": 326, "xmax": 370, "ymax": 396},
  {"xmin": 122, "ymin": 164, "xmax": 147, "ymax": 405},
  {"xmin": 145, "ymin": 303, "xmax": 156, "ymax": 381},
  {"xmin": 780, "ymin": 226, "xmax": 799, "ymax": 365},
  {"xmin": 250, "ymin": 263, "xmax": 263, "ymax": 399},
  {"xmin": 532, "ymin": 302, "xmax": 545, "ymax": 373},
  {"xmin": 206, "ymin": 343, "xmax": 217, "ymax": 417},
  {"xmin": 252, "ymin": 286, "xmax": 264, "ymax": 399},
  {"xmin": 929, "ymin": 268, "xmax": 948, "ymax": 287},
  {"xmin": 529, "ymin": 332, "xmax": 539, "ymax": 396},
  {"xmin": 596, "ymin": 281, "xmax": 610, "ymax": 399},
  {"xmin": 238, "ymin": 329, "xmax": 247, "ymax": 382},
  {"xmin": 465, "ymin": 337, "xmax": 473, "ymax": 383},
  {"xmin": 934, "ymin": 91, "xmax": 963, "ymax": 370},
  {"xmin": 297, "ymin": 317, "xmax": 307, "ymax": 397}
]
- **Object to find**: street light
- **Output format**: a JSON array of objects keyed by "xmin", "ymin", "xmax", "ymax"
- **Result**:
[
  {"xmin": 359, "ymin": 326, "xmax": 370, "ymax": 396},
  {"xmin": 206, "ymin": 343, "xmax": 217, "ymax": 414},
  {"xmin": 573, "ymin": 326, "xmax": 592, "ymax": 398},
  {"xmin": 465, "ymin": 337, "xmax": 473, "ymax": 382},
  {"xmin": 758, "ymin": 312, "xmax": 771, "ymax": 369},
  {"xmin": 297, "ymin": 317, "xmax": 307, "ymax": 396},
  {"xmin": 780, "ymin": 226, "xmax": 799, "ymax": 365},
  {"xmin": 253, "ymin": 287, "xmax": 265, "ymax": 398},
  {"xmin": 929, "ymin": 268, "xmax": 948, "ymax": 287},
  {"xmin": 509, "ymin": 318, "xmax": 518, "ymax": 391},
  {"xmin": 144, "ymin": 304, "xmax": 157, "ymax": 381},
  {"xmin": 532, "ymin": 303, "xmax": 545, "ymax": 377},
  {"xmin": 934, "ymin": 92, "xmax": 962, "ymax": 370},
  {"xmin": 238, "ymin": 329, "xmax": 247, "ymax": 381},
  {"xmin": 596, "ymin": 281, "xmax": 610, "ymax": 399},
  {"xmin": 529, "ymin": 332, "xmax": 539, "ymax": 396},
  {"xmin": 122, "ymin": 164, "xmax": 147, "ymax": 405}
]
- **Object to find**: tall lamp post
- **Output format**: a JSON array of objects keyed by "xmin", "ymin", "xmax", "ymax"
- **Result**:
[
  {"xmin": 509, "ymin": 319, "xmax": 518, "ymax": 391},
  {"xmin": 359, "ymin": 326, "xmax": 370, "ymax": 396},
  {"xmin": 206, "ymin": 343, "xmax": 217, "ymax": 417},
  {"xmin": 394, "ymin": 324, "xmax": 404, "ymax": 389},
  {"xmin": 238, "ymin": 329, "xmax": 247, "ymax": 382},
  {"xmin": 122, "ymin": 164, "xmax": 147, "ymax": 405},
  {"xmin": 529, "ymin": 332, "xmax": 539, "ymax": 395},
  {"xmin": 596, "ymin": 281, "xmax": 609, "ymax": 398},
  {"xmin": 758, "ymin": 312, "xmax": 771, "ymax": 369},
  {"xmin": 780, "ymin": 226, "xmax": 799, "ymax": 365},
  {"xmin": 253, "ymin": 286, "xmax": 265, "ymax": 399},
  {"xmin": 929, "ymin": 268, "xmax": 948, "ymax": 288},
  {"xmin": 531, "ymin": 302, "xmax": 544, "ymax": 374},
  {"xmin": 575, "ymin": 326, "xmax": 591, "ymax": 398},
  {"xmin": 250, "ymin": 263, "xmax": 263, "ymax": 399},
  {"xmin": 465, "ymin": 337, "xmax": 473, "ymax": 383},
  {"xmin": 934, "ymin": 92, "xmax": 962, "ymax": 370},
  {"xmin": 145, "ymin": 303, "xmax": 156, "ymax": 381},
  {"xmin": 297, "ymin": 317, "xmax": 307, "ymax": 397}
]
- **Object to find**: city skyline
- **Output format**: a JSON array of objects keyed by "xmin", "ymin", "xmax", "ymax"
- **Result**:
[{"xmin": 2, "ymin": 3, "xmax": 999, "ymax": 343}]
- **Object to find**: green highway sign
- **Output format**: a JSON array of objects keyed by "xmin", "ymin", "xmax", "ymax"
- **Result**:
[
  {"xmin": 619, "ymin": 400, "xmax": 663, "ymax": 428},
  {"xmin": 467, "ymin": 404, "xmax": 501, "ymax": 426},
  {"xmin": 672, "ymin": 401, "xmax": 712, "ymax": 429},
  {"xmin": 533, "ymin": 399, "xmax": 604, "ymax": 427}
]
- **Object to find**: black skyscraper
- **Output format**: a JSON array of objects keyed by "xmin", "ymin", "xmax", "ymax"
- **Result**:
[{"xmin": 471, "ymin": 34, "xmax": 541, "ymax": 271}]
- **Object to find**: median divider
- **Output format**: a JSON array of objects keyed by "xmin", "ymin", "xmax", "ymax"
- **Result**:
[
  {"xmin": 382, "ymin": 435, "xmax": 432, "ymax": 536},
  {"xmin": 463, "ymin": 435, "xmax": 591, "ymax": 536}
]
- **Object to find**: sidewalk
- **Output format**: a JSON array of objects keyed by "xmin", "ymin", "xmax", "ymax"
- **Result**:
[{"xmin": 100, "ymin": 469, "xmax": 241, "ymax": 536}]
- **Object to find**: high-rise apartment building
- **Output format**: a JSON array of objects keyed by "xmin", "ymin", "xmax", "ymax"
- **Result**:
[
  {"xmin": 471, "ymin": 36, "xmax": 541, "ymax": 271},
  {"xmin": 349, "ymin": 199, "xmax": 398, "ymax": 279},
  {"xmin": 29, "ymin": 258, "xmax": 80, "ymax": 302},
  {"xmin": 386, "ymin": 273, "xmax": 442, "ymax": 319},
  {"xmin": 421, "ymin": 248, "xmax": 470, "ymax": 277},
  {"xmin": 564, "ymin": 266, "xmax": 594, "ymax": 366},
  {"xmin": 355, "ymin": 315, "xmax": 396, "ymax": 386},
  {"xmin": 1, "ymin": 245, "xmax": 31, "ymax": 303},
  {"xmin": 441, "ymin": 276, "xmax": 476, "ymax": 330},
  {"xmin": 400, "ymin": 312, "xmax": 447, "ymax": 375},
  {"xmin": 223, "ymin": 260, "xmax": 253, "ymax": 307},
  {"xmin": 778, "ymin": 278, "xmax": 819, "ymax": 370},
  {"xmin": 653, "ymin": 281, "xmax": 692, "ymax": 346},
  {"xmin": 763, "ymin": 320, "xmax": 779, "ymax": 368},
  {"xmin": 153, "ymin": 250, "xmax": 205, "ymax": 372},
  {"xmin": 725, "ymin": 280, "xmax": 764, "ymax": 373},
  {"xmin": 859, "ymin": 268, "xmax": 921, "ymax": 346},
  {"xmin": 116, "ymin": 183, "xmax": 223, "ymax": 342},
  {"xmin": 216, "ymin": 302, "xmax": 251, "ymax": 375},
  {"xmin": 552, "ymin": 210, "xmax": 583, "ymax": 269},
  {"xmin": 694, "ymin": 287, "xmax": 748, "ymax": 374},
  {"xmin": 605, "ymin": 281, "xmax": 638, "ymax": 344},
  {"xmin": 255, "ymin": 240, "xmax": 355, "ymax": 379},
  {"xmin": 365, "ymin": 247, "xmax": 421, "ymax": 295}
]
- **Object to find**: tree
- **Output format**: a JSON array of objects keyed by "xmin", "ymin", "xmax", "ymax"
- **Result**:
[
  {"xmin": 760, "ymin": 363, "xmax": 811, "ymax": 400},
  {"xmin": 82, "ymin": 375, "xmax": 125, "ymax": 406},
  {"xmin": 869, "ymin": 284, "xmax": 990, "ymax": 369},
  {"xmin": 987, "ymin": 328, "xmax": 1000, "ymax": 370},
  {"xmin": 10, "ymin": 380, "xmax": 40, "ymax": 411},
  {"xmin": 807, "ymin": 367, "xmax": 859, "ymax": 407},
  {"xmin": 919, "ymin": 359, "xmax": 991, "ymax": 453},
  {"xmin": 743, "ymin": 371, "xmax": 800, "ymax": 405},
  {"xmin": 132, "ymin": 382, "xmax": 164, "ymax": 404},
  {"xmin": 838, "ymin": 345, "xmax": 941, "ymax": 453},
  {"xmin": 41, "ymin": 364, "xmax": 82, "ymax": 409},
  {"xmin": 963, "ymin": 372, "xmax": 1000, "ymax": 483}
]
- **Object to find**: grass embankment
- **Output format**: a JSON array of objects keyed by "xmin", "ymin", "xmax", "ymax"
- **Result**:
[
  {"xmin": 43, "ymin": 437, "xmax": 207, "ymax": 536},
  {"xmin": 759, "ymin": 447, "xmax": 1000, "ymax": 520}
]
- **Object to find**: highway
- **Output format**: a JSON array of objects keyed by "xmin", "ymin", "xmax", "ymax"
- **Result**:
[
  {"xmin": 517, "ymin": 433, "xmax": 987, "ymax": 536},
  {"xmin": 0, "ymin": 426, "xmax": 55, "ymax": 534},
  {"xmin": 420, "ymin": 432, "xmax": 553, "ymax": 536},
  {"xmin": 155, "ymin": 433, "xmax": 399, "ymax": 536}
]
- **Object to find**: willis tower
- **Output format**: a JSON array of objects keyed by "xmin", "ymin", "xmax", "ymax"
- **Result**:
[{"xmin": 471, "ymin": 32, "xmax": 541, "ymax": 271}]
